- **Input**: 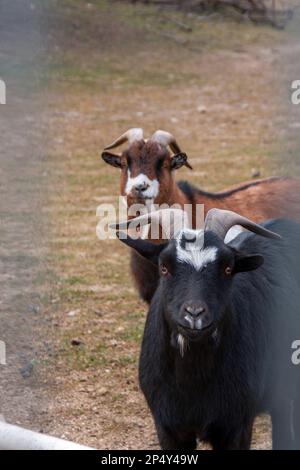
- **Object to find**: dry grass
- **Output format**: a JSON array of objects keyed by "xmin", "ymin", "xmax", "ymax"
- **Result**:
[{"xmin": 39, "ymin": 0, "xmax": 300, "ymax": 449}]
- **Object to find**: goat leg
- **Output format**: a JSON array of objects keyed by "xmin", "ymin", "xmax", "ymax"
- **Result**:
[
  {"xmin": 209, "ymin": 417, "xmax": 254, "ymax": 450},
  {"xmin": 272, "ymin": 401, "xmax": 297, "ymax": 450},
  {"xmin": 156, "ymin": 424, "xmax": 197, "ymax": 450}
]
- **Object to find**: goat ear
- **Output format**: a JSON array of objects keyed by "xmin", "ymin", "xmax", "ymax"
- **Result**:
[
  {"xmin": 117, "ymin": 232, "xmax": 167, "ymax": 265},
  {"xmin": 101, "ymin": 151, "xmax": 122, "ymax": 168},
  {"xmin": 170, "ymin": 152, "xmax": 193, "ymax": 171},
  {"xmin": 233, "ymin": 253, "xmax": 264, "ymax": 274}
]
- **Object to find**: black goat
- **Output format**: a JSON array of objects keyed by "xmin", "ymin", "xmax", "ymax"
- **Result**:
[{"xmin": 115, "ymin": 209, "xmax": 300, "ymax": 450}]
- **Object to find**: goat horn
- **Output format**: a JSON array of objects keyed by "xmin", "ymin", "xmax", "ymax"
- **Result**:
[
  {"xmin": 104, "ymin": 128, "xmax": 144, "ymax": 150},
  {"xmin": 204, "ymin": 208, "xmax": 282, "ymax": 241},
  {"xmin": 110, "ymin": 208, "xmax": 191, "ymax": 239},
  {"xmin": 151, "ymin": 130, "xmax": 182, "ymax": 154}
]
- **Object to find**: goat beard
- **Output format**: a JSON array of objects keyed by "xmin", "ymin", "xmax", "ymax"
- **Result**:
[
  {"xmin": 171, "ymin": 327, "xmax": 220, "ymax": 358},
  {"xmin": 177, "ymin": 333, "xmax": 188, "ymax": 358},
  {"xmin": 170, "ymin": 330, "xmax": 189, "ymax": 357}
]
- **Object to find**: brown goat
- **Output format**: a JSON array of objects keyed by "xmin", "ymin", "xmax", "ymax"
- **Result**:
[{"xmin": 102, "ymin": 128, "xmax": 300, "ymax": 303}]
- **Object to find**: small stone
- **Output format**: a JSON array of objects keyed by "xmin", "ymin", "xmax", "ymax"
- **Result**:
[
  {"xmin": 197, "ymin": 105, "xmax": 207, "ymax": 114},
  {"xmin": 251, "ymin": 168, "xmax": 261, "ymax": 178},
  {"xmin": 28, "ymin": 304, "xmax": 40, "ymax": 314},
  {"xmin": 67, "ymin": 309, "xmax": 80, "ymax": 317},
  {"xmin": 93, "ymin": 309, "xmax": 104, "ymax": 317},
  {"xmin": 20, "ymin": 361, "xmax": 35, "ymax": 378},
  {"xmin": 71, "ymin": 338, "xmax": 84, "ymax": 347}
]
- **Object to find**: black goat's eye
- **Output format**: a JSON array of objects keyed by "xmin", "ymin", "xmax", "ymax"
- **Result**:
[
  {"xmin": 160, "ymin": 265, "xmax": 169, "ymax": 276},
  {"xmin": 225, "ymin": 266, "xmax": 232, "ymax": 276}
]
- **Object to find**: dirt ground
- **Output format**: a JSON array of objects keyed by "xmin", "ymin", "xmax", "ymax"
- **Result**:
[{"xmin": 1, "ymin": 0, "xmax": 300, "ymax": 450}]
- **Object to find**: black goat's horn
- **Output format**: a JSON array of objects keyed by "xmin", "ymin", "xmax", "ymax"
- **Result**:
[
  {"xmin": 109, "ymin": 208, "xmax": 191, "ymax": 239},
  {"xmin": 204, "ymin": 208, "xmax": 282, "ymax": 241}
]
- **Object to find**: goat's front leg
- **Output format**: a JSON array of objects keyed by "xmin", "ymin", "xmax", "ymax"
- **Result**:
[
  {"xmin": 156, "ymin": 423, "xmax": 197, "ymax": 450},
  {"xmin": 271, "ymin": 401, "xmax": 295, "ymax": 450},
  {"xmin": 210, "ymin": 418, "xmax": 254, "ymax": 450}
]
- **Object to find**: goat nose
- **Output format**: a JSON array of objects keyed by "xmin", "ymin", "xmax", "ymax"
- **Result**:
[
  {"xmin": 134, "ymin": 182, "xmax": 149, "ymax": 193},
  {"xmin": 184, "ymin": 303, "xmax": 206, "ymax": 318}
]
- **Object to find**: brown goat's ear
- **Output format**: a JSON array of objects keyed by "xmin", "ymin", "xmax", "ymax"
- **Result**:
[
  {"xmin": 101, "ymin": 151, "xmax": 122, "ymax": 168},
  {"xmin": 117, "ymin": 232, "xmax": 167, "ymax": 266},
  {"xmin": 170, "ymin": 153, "xmax": 193, "ymax": 171}
]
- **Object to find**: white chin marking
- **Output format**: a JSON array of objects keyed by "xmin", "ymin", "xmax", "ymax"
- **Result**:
[
  {"xmin": 125, "ymin": 171, "xmax": 159, "ymax": 200},
  {"xmin": 176, "ymin": 229, "xmax": 218, "ymax": 271},
  {"xmin": 145, "ymin": 198, "xmax": 155, "ymax": 209}
]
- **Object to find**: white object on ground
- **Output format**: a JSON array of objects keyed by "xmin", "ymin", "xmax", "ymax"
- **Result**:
[{"xmin": 0, "ymin": 420, "xmax": 94, "ymax": 450}]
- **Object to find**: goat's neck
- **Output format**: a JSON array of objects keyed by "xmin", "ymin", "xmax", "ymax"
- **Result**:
[
  {"xmin": 165, "ymin": 180, "xmax": 216, "ymax": 214},
  {"xmin": 165, "ymin": 180, "xmax": 190, "ymax": 207}
]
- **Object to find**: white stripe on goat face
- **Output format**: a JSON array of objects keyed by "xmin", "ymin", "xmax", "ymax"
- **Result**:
[
  {"xmin": 176, "ymin": 229, "xmax": 218, "ymax": 271},
  {"xmin": 125, "ymin": 170, "xmax": 160, "ymax": 199}
]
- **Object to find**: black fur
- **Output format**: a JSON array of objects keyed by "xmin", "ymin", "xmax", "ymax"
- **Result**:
[
  {"xmin": 177, "ymin": 177, "xmax": 286, "ymax": 201},
  {"xmin": 134, "ymin": 219, "xmax": 300, "ymax": 449}
]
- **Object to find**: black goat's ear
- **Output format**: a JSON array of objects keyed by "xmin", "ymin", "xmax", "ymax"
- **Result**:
[
  {"xmin": 101, "ymin": 151, "xmax": 122, "ymax": 168},
  {"xmin": 117, "ymin": 233, "xmax": 167, "ymax": 266},
  {"xmin": 170, "ymin": 152, "xmax": 193, "ymax": 170},
  {"xmin": 233, "ymin": 253, "xmax": 264, "ymax": 274}
]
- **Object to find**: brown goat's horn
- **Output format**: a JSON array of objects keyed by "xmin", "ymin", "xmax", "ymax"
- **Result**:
[
  {"xmin": 110, "ymin": 208, "xmax": 191, "ymax": 239},
  {"xmin": 151, "ymin": 130, "xmax": 182, "ymax": 154},
  {"xmin": 204, "ymin": 208, "xmax": 282, "ymax": 241},
  {"xmin": 104, "ymin": 128, "xmax": 144, "ymax": 150}
]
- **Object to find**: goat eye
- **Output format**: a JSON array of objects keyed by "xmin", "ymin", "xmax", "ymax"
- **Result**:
[
  {"xmin": 160, "ymin": 265, "xmax": 169, "ymax": 276},
  {"xmin": 225, "ymin": 266, "xmax": 232, "ymax": 276}
]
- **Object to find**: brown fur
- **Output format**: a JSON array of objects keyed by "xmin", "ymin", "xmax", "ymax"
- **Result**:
[{"xmin": 190, "ymin": 177, "xmax": 300, "ymax": 223}]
